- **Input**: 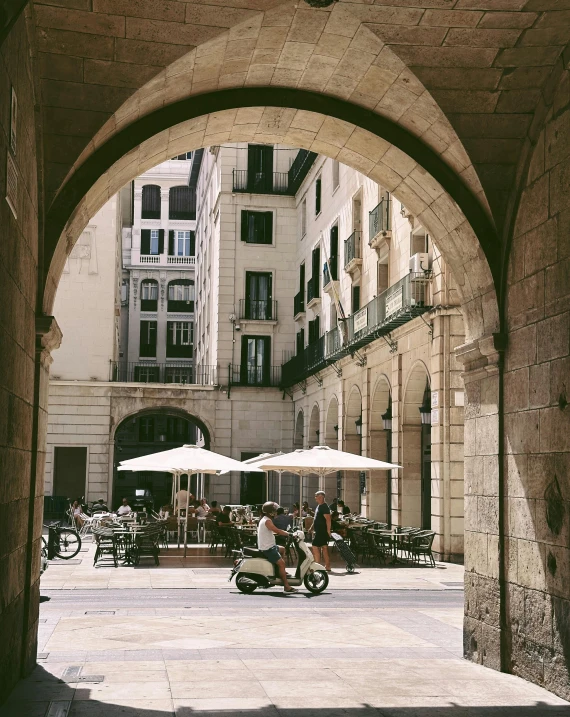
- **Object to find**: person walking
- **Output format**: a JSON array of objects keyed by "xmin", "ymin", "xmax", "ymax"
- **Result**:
[
  {"xmin": 312, "ymin": 491, "xmax": 331, "ymax": 572},
  {"xmin": 258, "ymin": 502, "xmax": 297, "ymax": 593}
]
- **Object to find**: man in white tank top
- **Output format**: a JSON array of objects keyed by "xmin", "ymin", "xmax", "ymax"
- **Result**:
[{"xmin": 258, "ymin": 502, "xmax": 297, "ymax": 593}]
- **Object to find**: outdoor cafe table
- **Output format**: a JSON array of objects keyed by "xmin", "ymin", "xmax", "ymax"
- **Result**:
[
  {"xmin": 112, "ymin": 523, "xmax": 151, "ymax": 565},
  {"xmin": 368, "ymin": 528, "xmax": 412, "ymax": 564}
]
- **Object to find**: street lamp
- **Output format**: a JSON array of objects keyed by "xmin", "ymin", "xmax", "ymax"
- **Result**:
[
  {"xmin": 381, "ymin": 400, "xmax": 392, "ymax": 431},
  {"xmin": 355, "ymin": 416, "xmax": 362, "ymax": 435},
  {"xmin": 419, "ymin": 384, "xmax": 431, "ymax": 425}
]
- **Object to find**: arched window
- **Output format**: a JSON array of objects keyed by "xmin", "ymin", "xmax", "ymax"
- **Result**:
[
  {"xmin": 141, "ymin": 185, "xmax": 161, "ymax": 219},
  {"xmin": 167, "ymin": 279, "xmax": 195, "ymax": 312},
  {"xmin": 169, "ymin": 186, "xmax": 196, "ymax": 220},
  {"xmin": 140, "ymin": 279, "xmax": 158, "ymax": 311}
]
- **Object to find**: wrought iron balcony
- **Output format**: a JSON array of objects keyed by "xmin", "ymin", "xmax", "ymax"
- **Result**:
[
  {"xmin": 323, "ymin": 257, "xmax": 338, "ymax": 289},
  {"xmin": 369, "ymin": 199, "xmax": 392, "ymax": 250},
  {"xmin": 344, "ymin": 230, "xmax": 362, "ymax": 272},
  {"xmin": 307, "ymin": 277, "xmax": 320, "ymax": 305},
  {"xmin": 110, "ymin": 362, "xmax": 217, "ymax": 386},
  {"xmin": 228, "ymin": 364, "xmax": 282, "ymax": 388},
  {"xmin": 281, "ymin": 272, "xmax": 433, "ymax": 387},
  {"xmin": 233, "ymin": 170, "xmax": 290, "ymax": 195},
  {"xmin": 294, "ymin": 291, "xmax": 305, "ymax": 317},
  {"xmin": 238, "ymin": 299, "xmax": 278, "ymax": 321}
]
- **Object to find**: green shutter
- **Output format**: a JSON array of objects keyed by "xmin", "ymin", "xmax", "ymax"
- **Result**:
[
  {"xmin": 264, "ymin": 212, "xmax": 273, "ymax": 244},
  {"xmin": 141, "ymin": 230, "xmax": 151, "ymax": 254},
  {"xmin": 168, "ymin": 230, "xmax": 175, "ymax": 255},
  {"xmin": 241, "ymin": 210, "xmax": 248, "ymax": 242}
]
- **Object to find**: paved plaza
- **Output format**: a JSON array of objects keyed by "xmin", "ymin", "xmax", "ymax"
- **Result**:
[{"xmin": 2, "ymin": 543, "xmax": 569, "ymax": 717}]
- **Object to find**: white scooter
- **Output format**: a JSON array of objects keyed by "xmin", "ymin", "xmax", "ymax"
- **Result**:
[{"xmin": 229, "ymin": 530, "xmax": 329, "ymax": 594}]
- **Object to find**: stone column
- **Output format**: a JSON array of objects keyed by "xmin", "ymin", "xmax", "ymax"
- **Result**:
[
  {"xmin": 21, "ymin": 316, "xmax": 62, "ymax": 675},
  {"xmin": 456, "ymin": 332, "xmax": 505, "ymax": 672}
]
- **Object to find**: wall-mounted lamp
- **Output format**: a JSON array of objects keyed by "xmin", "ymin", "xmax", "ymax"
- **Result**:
[
  {"xmin": 355, "ymin": 416, "xmax": 362, "ymax": 436},
  {"xmin": 333, "ymin": 424, "xmax": 339, "ymax": 434},
  {"xmin": 381, "ymin": 400, "xmax": 392, "ymax": 431},
  {"xmin": 315, "ymin": 429, "xmax": 320, "ymax": 437},
  {"xmin": 419, "ymin": 383, "xmax": 431, "ymax": 425}
]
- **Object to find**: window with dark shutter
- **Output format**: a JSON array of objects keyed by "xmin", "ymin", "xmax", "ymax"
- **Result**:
[
  {"xmin": 315, "ymin": 177, "xmax": 321, "ymax": 215},
  {"xmin": 352, "ymin": 285, "xmax": 361, "ymax": 313},
  {"xmin": 158, "ymin": 229, "xmax": 164, "ymax": 254},
  {"xmin": 141, "ymin": 185, "xmax": 161, "ymax": 219},
  {"xmin": 240, "ymin": 211, "xmax": 273, "ymax": 244},
  {"xmin": 139, "ymin": 320, "xmax": 157, "ymax": 357},
  {"xmin": 330, "ymin": 225, "xmax": 339, "ymax": 280},
  {"xmin": 169, "ymin": 186, "xmax": 196, "ymax": 220},
  {"xmin": 168, "ymin": 230, "xmax": 175, "ymax": 256},
  {"xmin": 141, "ymin": 229, "xmax": 151, "ymax": 255},
  {"xmin": 140, "ymin": 280, "xmax": 158, "ymax": 311}
]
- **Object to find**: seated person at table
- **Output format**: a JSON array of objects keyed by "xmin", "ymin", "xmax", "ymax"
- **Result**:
[
  {"xmin": 72, "ymin": 500, "xmax": 84, "ymax": 528},
  {"xmin": 337, "ymin": 499, "xmax": 350, "ymax": 515},
  {"xmin": 208, "ymin": 500, "xmax": 221, "ymax": 515},
  {"xmin": 116, "ymin": 497, "xmax": 132, "ymax": 516},
  {"xmin": 302, "ymin": 501, "xmax": 314, "ymax": 517},
  {"xmin": 217, "ymin": 505, "xmax": 233, "ymax": 530},
  {"xmin": 92, "ymin": 498, "xmax": 108, "ymax": 513},
  {"xmin": 273, "ymin": 507, "xmax": 292, "ymax": 531},
  {"xmin": 292, "ymin": 502, "xmax": 308, "ymax": 518},
  {"xmin": 196, "ymin": 498, "xmax": 210, "ymax": 517},
  {"xmin": 258, "ymin": 502, "xmax": 297, "ymax": 593},
  {"xmin": 331, "ymin": 510, "xmax": 347, "ymax": 538}
]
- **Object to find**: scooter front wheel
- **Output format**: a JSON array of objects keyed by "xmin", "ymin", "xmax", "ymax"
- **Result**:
[
  {"xmin": 304, "ymin": 569, "xmax": 329, "ymax": 594},
  {"xmin": 236, "ymin": 574, "xmax": 258, "ymax": 594}
]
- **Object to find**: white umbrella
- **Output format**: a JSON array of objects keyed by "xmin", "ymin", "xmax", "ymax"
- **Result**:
[
  {"xmin": 242, "ymin": 452, "xmax": 285, "ymax": 503},
  {"xmin": 255, "ymin": 446, "xmax": 400, "ymax": 518},
  {"xmin": 119, "ymin": 444, "xmax": 262, "ymax": 556}
]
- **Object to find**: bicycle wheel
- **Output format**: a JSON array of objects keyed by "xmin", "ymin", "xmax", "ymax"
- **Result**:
[{"xmin": 55, "ymin": 528, "xmax": 81, "ymax": 559}]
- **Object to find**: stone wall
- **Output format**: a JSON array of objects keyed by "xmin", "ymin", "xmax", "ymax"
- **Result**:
[
  {"xmin": 0, "ymin": 10, "xmax": 41, "ymax": 702},
  {"xmin": 504, "ymin": 67, "xmax": 570, "ymax": 699}
]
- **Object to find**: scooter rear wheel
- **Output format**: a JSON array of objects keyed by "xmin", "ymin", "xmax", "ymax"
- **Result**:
[
  {"xmin": 304, "ymin": 570, "xmax": 329, "ymax": 594},
  {"xmin": 236, "ymin": 574, "xmax": 258, "ymax": 594}
]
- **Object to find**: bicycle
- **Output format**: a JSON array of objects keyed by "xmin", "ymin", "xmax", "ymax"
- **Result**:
[{"xmin": 44, "ymin": 521, "xmax": 82, "ymax": 560}]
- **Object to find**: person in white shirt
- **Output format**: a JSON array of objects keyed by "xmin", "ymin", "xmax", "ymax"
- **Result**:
[
  {"xmin": 195, "ymin": 498, "xmax": 210, "ymax": 517},
  {"xmin": 116, "ymin": 497, "xmax": 132, "ymax": 516},
  {"xmin": 257, "ymin": 502, "xmax": 297, "ymax": 593},
  {"xmin": 174, "ymin": 488, "xmax": 189, "ymax": 514}
]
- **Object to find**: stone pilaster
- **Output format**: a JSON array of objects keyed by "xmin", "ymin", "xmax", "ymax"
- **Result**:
[
  {"xmin": 456, "ymin": 332, "xmax": 505, "ymax": 672},
  {"xmin": 21, "ymin": 317, "xmax": 62, "ymax": 676}
]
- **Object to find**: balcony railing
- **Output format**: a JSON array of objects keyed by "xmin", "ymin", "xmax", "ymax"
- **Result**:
[
  {"xmin": 110, "ymin": 362, "xmax": 217, "ymax": 385},
  {"xmin": 323, "ymin": 257, "xmax": 338, "ymax": 287},
  {"xmin": 228, "ymin": 364, "xmax": 282, "ymax": 387},
  {"xmin": 281, "ymin": 272, "xmax": 432, "ymax": 387},
  {"xmin": 344, "ymin": 231, "xmax": 362, "ymax": 269},
  {"xmin": 369, "ymin": 198, "xmax": 391, "ymax": 241},
  {"xmin": 307, "ymin": 277, "xmax": 319, "ymax": 304},
  {"xmin": 238, "ymin": 299, "xmax": 278, "ymax": 321},
  {"xmin": 232, "ymin": 170, "xmax": 290, "ymax": 195},
  {"xmin": 167, "ymin": 256, "xmax": 196, "ymax": 265},
  {"xmin": 294, "ymin": 291, "xmax": 305, "ymax": 316},
  {"xmin": 135, "ymin": 254, "xmax": 195, "ymax": 267}
]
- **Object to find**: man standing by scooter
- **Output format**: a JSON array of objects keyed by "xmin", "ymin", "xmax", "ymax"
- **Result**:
[
  {"xmin": 258, "ymin": 502, "xmax": 298, "ymax": 594},
  {"xmin": 312, "ymin": 491, "xmax": 332, "ymax": 572}
]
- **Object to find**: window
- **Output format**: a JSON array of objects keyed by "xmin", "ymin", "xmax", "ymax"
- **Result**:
[
  {"xmin": 246, "ymin": 144, "xmax": 274, "ymax": 192},
  {"xmin": 329, "ymin": 224, "xmax": 338, "ymax": 281},
  {"xmin": 169, "ymin": 230, "xmax": 195, "ymax": 256},
  {"xmin": 296, "ymin": 328, "xmax": 305, "ymax": 356},
  {"xmin": 378, "ymin": 262, "xmax": 389, "ymax": 295},
  {"xmin": 308, "ymin": 316, "xmax": 320, "ymax": 344},
  {"xmin": 352, "ymin": 285, "xmax": 361, "ymax": 313},
  {"xmin": 141, "ymin": 185, "xmax": 160, "ymax": 219},
  {"xmin": 166, "ymin": 416, "xmax": 191, "ymax": 441},
  {"xmin": 245, "ymin": 272, "xmax": 273, "ymax": 320},
  {"xmin": 165, "ymin": 367, "xmax": 193, "ymax": 385},
  {"xmin": 169, "ymin": 186, "xmax": 196, "ymax": 220},
  {"xmin": 139, "ymin": 417, "xmax": 155, "ymax": 442},
  {"xmin": 141, "ymin": 229, "xmax": 164, "ymax": 255},
  {"xmin": 134, "ymin": 365, "xmax": 160, "ymax": 383},
  {"xmin": 121, "ymin": 279, "xmax": 129, "ymax": 305},
  {"xmin": 167, "ymin": 280, "xmax": 195, "ymax": 312},
  {"xmin": 171, "ymin": 152, "xmax": 193, "ymax": 160},
  {"xmin": 315, "ymin": 176, "xmax": 321, "ymax": 215},
  {"xmin": 241, "ymin": 211, "xmax": 273, "ymax": 245},
  {"xmin": 332, "ymin": 160, "xmax": 339, "ymax": 190},
  {"xmin": 139, "ymin": 321, "xmax": 157, "ymax": 357},
  {"xmin": 167, "ymin": 321, "xmax": 193, "ymax": 358},
  {"xmin": 301, "ymin": 198, "xmax": 307, "ymax": 237},
  {"xmin": 240, "ymin": 335, "xmax": 270, "ymax": 386},
  {"xmin": 140, "ymin": 280, "xmax": 158, "ymax": 311},
  {"xmin": 311, "ymin": 244, "xmax": 321, "ymax": 295}
]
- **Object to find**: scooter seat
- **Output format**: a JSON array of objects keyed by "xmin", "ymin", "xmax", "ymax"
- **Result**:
[{"xmin": 243, "ymin": 547, "xmax": 263, "ymax": 557}]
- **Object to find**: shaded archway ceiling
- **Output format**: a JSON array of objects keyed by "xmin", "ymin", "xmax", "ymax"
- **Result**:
[{"xmin": 33, "ymin": 0, "xmax": 569, "ymax": 238}]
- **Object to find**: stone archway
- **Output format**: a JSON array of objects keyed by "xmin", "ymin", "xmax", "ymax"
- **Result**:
[
  {"xmin": 344, "ymin": 385, "xmax": 362, "ymax": 511},
  {"xmin": 308, "ymin": 403, "xmax": 320, "ymax": 448},
  {"xmin": 402, "ymin": 361, "xmax": 431, "ymax": 529}
]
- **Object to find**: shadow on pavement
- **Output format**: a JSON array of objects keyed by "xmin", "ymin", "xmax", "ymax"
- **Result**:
[{"xmin": 1, "ymin": 665, "xmax": 569, "ymax": 717}]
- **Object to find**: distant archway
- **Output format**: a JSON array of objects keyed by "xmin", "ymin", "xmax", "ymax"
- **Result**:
[
  {"xmin": 369, "ymin": 376, "xmax": 392, "ymax": 523},
  {"xmin": 344, "ymin": 386, "xmax": 362, "ymax": 512},
  {"xmin": 402, "ymin": 362, "xmax": 431, "ymax": 529}
]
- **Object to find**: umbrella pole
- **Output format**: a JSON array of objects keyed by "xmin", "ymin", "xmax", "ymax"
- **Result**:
[
  {"xmin": 265, "ymin": 472, "xmax": 269, "ymax": 502},
  {"xmin": 184, "ymin": 476, "xmax": 191, "ymax": 558},
  {"xmin": 278, "ymin": 471, "xmax": 282, "ymax": 505}
]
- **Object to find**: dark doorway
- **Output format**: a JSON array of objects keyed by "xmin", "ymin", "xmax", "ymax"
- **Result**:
[
  {"xmin": 245, "ymin": 272, "xmax": 273, "ymax": 320},
  {"xmin": 240, "ymin": 335, "xmax": 271, "ymax": 385},
  {"xmin": 421, "ymin": 424, "xmax": 432, "ymax": 529},
  {"xmin": 53, "ymin": 446, "xmax": 87, "ymax": 500},
  {"xmin": 240, "ymin": 452, "xmax": 266, "ymax": 505},
  {"xmin": 247, "ymin": 144, "xmax": 273, "ymax": 192}
]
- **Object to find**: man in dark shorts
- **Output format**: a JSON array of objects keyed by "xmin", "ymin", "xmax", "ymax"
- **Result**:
[{"xmin": 312, "ymin": 491, "xmax": 331, "ymax": 572}]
